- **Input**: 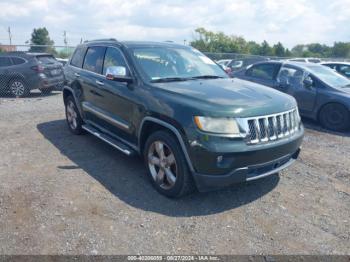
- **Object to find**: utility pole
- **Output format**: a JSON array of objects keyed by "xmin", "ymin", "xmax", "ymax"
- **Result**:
[
  {"xmin": 63, "ymin": 31, "xmax": 68, "ymax": 57},
  {"xmin": 7, "ymin": 27, "xmax": 12, "ymax": 45},
  {"xmin": 63, "ymin": 30, "xmax": 67, "ymax": 46}
]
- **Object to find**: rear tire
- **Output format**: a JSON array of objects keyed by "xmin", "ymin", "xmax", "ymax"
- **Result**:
[
  {"xmin": 143, "ymin": 130, "xmax": 195, "ymax": 198},
  {"xmin": 319, "ymin": 103, "xmax": 350, "ymax": 131},
  {"xmin": 65, "ymin": 96, "xmax": 84, "ymax": 135},
  {"xmin": 8, "ymin": 78, "xmax": 29, "ymax": 97}
]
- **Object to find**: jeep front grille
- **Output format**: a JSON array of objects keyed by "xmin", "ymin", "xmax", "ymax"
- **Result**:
[{"xmin": 246, "ymin": 109, "xmax": 300, "ymax": 144}]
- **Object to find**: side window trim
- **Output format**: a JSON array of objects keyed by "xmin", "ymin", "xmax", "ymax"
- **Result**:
[
  {"xmin": 102, "ymin": 46, "xmax": 131, "ymax": 76},
  {"xmin": 10, "ymin": 56, "xmax": 27, "ymax": 66},
  {"xmin": 70, "ymin": 46, "xmax": 87, "ymax": 68},
  {"xmin": 82, "ymin": 46, "xmax": 107, "ymax": 75},
  {"xmin": 247, "ymin": 63, "xmax": 280, "ymax": 80}
]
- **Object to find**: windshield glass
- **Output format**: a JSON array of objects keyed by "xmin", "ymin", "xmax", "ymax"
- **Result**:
[
  {"xmin": 129, "ymin": 46, "xmax": 227, "ymax": 81},
  {"xmin": 306, "ymin": 65, "xmax": 350, "ymax": 88}
]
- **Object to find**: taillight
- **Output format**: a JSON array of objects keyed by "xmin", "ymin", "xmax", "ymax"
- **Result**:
[{"xmin": 31, "ymin": 65, "xmax": 44, "ymax": 73}]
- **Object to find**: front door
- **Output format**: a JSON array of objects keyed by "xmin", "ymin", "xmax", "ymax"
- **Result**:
[{"xmin": 276, "ymin": 65, "xmax": 317, "ymax": 113}]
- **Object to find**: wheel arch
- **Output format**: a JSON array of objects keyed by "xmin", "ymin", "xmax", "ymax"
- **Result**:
[
  {"xmin": 63, "ymin": 86, "xmax": 84, "ymax": 118},
  {"xmin": 138, "ymin": 117, "xmax": 195, "ymax": 173},
  {"xmin": 6, "ymin": 73, "xmax": 26, "ymax": 89}
]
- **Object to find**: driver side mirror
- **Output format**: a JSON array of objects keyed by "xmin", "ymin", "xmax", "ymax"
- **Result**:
[
  {"xmin": 105, "ymin": 66, "xmax": 133, "ymax": 83},
  {"xmin": 303, "ymin": 76, "xmax": 313, "ymax": 88}
]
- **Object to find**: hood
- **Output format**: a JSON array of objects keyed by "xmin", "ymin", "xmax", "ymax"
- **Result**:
[{"xmin": 151, "ymin": 78, "xmax": 297, "ymax": 117}]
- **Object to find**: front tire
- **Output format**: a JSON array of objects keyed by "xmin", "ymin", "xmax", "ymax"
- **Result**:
[
  {"xmin": 143, "ymin": 130, "xmax": 195, "ymax": 198},
  {"xmin": 65, "ymin": 96, "xmax": 84, "ymax": 135},
  {"xmin": 319, "ymin": 103, "xmax": 350, "ymax": 131},
  {"xmin": 8, "ymin": 79, "xmax": 29, "ymax": 97}
]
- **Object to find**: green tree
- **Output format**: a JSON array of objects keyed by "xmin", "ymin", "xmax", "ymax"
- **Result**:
[
  {"xmin": 332, "ymin": 42, "xmax": 350, "ymax": 58},
  {"xmin": 29, "ymin": 27, "xmax": 55, "ymax": 53},
  {"xmin": 272, "ymin": 42, "xmax": 285, "ymax": 57},
  {"xmin": 191, "ymin": 28, "xmax": 248, "ymax": 53},
  {"xmin": 259, "ymin": 40, "xmax": 273, "ymax": 56},
  {"xmin": 247, "ymin": 41, "xmax": 261, "ymax": 55}
]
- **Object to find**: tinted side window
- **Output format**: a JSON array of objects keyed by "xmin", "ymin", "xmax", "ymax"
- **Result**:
[
  {"xmin": 247, "ymin": 64, "xmax": 279, "ymax": 80},
  {"xmin": 277, "ymin": 66, "xmax": 304, "ymax": 87},
  {"xmin": 71, "ymin": 46, "xmax": 86, "ymax": 68},
  {"xmin": 11, "ymin": 57, "xmax": 26, "ymax": 65},
  {"xmin": 338, "ymin": 65, "xmax": 350, "ymax": 77},
  {"xmin": 83, "ymin": 46, "xmax": 106, "ymax": 74},
  {"xmin": 103, "ymin": 47, "xmax": 128, "ymax": 75},
  {"xmin": 0, "ymin": 57, "xmax": 12, "ymax": 67}
]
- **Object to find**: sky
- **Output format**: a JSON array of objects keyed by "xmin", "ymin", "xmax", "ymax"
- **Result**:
[{"xmin": 0, "ymin": 0, "xmax": 349, "ymax": 48}]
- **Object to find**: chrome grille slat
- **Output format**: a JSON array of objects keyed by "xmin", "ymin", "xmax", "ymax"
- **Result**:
[{"xmin": 246, "ymin": 109, "xmax": 300, "ymax": 145}]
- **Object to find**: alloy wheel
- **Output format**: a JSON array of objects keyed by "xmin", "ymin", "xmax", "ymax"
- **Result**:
[
  {"xmin": 66, "ymin": 100, "xmax": 78, "ymax": 130},
  {"xmin": 10, "ymin": 81, "xmax": 25, "ymax": 97},
  {"xmin": 148, "ymin": 141, "xmax": 177, "ymax": 190}
]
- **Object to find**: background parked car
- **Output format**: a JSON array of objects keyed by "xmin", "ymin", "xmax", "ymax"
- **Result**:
[
  {"xmin": 321, "ymin": 62, "xmax": 350, "ymax": 78},
  {"xmin": 232, "ymin": 61, "xmax": 350, "ymax": 131},
  {"xmin": 288, "ymin": 58, "xmax": 322, "ymax": 63},
  {"xmin": 0, "ymin": 52, "xmax": 64, "ymax": 97},
  {"xmin": 56, "ymin": 58, "xmax": 69, "ymax": 66},
  {"xmin": 216, "ymin": 59, "xmax": 232, "ymax": 67}
]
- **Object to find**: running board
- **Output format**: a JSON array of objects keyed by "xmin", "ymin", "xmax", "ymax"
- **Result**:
[{"xmin": 82, "ymin": 124, "xmax": 135, "ymax": 156}]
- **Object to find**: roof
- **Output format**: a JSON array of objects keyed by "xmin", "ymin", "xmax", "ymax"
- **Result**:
[
  {"xmin": 82, "ymin": 39, "xmax": 188, "ymax": 49},
  {"xmin": 252, "ymin": 60, "xmax": 327, "ymax": 71},
  {"xmin": 321, "ymin": 61, "xmax": 350, "ymax": 65},
  {"xmin": 0, "ymin": 51, "xmax": 52, "ymax": 58}
]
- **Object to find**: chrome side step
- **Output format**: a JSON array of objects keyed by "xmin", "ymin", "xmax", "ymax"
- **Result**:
[{"xmin": 82, "ymin": 124, "xmax": 135, "ymax": 156}]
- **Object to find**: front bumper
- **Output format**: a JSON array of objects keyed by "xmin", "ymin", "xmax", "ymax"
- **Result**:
[
  {"xmin": 193, "ymin": 148, "xmax": 300, "ymax": 192},
  {"xmin": 189, "ymin": 128, "xmax": 303, "ymax": 192}
]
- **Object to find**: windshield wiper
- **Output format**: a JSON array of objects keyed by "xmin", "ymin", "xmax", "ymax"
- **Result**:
[
  {"xmin": 191, "ymin": 75, "xmax": 224, "ymax": 79},
  {"xmin": 150, "ymin": 77, "xmax": 193, "ymax": 83}
]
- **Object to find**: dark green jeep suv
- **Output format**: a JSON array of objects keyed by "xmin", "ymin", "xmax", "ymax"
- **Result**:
[{"xmin": 63, "ymin": 39, "xmax": 304, "ymax": 197}]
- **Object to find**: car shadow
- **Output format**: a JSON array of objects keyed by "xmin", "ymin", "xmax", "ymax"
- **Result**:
[
  {"xmin": 37, "ymin": 119, "xmax": 280, "ymax": 217},
  {"xmin": 302, "ymin": 117, "xmax": 350, "ymax": 137},
  {"xmin": 0, "ymin": 90, "xmax": 60, "ymax": 99}
]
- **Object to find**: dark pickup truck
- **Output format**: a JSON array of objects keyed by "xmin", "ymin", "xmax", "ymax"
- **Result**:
[{"xmin": 63, "ymin": 39, "xmax": 304, "ymax": 197}]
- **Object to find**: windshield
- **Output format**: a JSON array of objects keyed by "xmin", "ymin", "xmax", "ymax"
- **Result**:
[
  {"xmin": 306, "ymin": 65, "xmax": 350, "ymax": 88},
  {"xmin": 129, "ymin": 46, "xmax": 227, "ymax": 81}
]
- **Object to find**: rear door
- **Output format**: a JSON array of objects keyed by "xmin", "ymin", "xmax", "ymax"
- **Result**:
[
  {"xmin": 243, "ymin": 63, "xmax": 281, "ymax": 87},
  {"xmin": 79, "ymin": 46, "xmax": 107, "ymax": 126},
  {"xmin": 276, "ymin": 65, "xmax": 317, "ymax": 113}
]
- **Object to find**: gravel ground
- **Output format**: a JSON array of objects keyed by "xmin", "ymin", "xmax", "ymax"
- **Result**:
[{"xmin": 0, "ymin": 92, "xmax": 349, "ymax": 255}]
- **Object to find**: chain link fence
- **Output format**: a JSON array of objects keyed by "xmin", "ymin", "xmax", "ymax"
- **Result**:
[{"xmin": 0, "ymin": 44, "xmax": 349, "ymax": 98}]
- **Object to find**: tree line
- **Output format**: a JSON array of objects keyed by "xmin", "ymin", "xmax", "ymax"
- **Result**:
[
  {"xmin": 190, "ymin": 28, "xmax": 350, "ymax": 58},
  {"xmin": 1, "ymin": 27, "xmax": 350, "ymax": 59}
]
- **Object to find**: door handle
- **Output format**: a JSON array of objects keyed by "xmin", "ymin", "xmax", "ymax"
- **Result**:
[
  {"xmin": 95, "ymin": 80, "xmax": 104, "ymax": 86},
  {"xmin": 74, "ymin": 73, "xmax": 80, "ymax": 77},
  {"xmin": 90, "ymin": 90, "xmax": 103, "ymax": 97}
]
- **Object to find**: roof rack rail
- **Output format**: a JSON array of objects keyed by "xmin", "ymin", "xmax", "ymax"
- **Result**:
[{"xmin": 84, "ymin": 38, "xmax": 118, "ymax": 43}]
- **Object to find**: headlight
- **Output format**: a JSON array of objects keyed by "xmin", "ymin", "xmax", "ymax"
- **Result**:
[{"xmin": 194, "ymin": 116, "xmax": 240, "ymax": 134}]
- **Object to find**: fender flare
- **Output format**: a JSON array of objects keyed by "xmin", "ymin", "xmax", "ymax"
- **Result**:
[
  {"xmin": 138, "ymin": 116, "xmax": 195, "ymax": 172},
  {"xmin": 63, "ymin": 86, "xmax": 84, "ymax": 117}
]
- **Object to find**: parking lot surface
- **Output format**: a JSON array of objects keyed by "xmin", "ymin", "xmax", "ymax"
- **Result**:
[{"xmin": 0, "ymin": 93, "xmax": 349, "ymax": 254}]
